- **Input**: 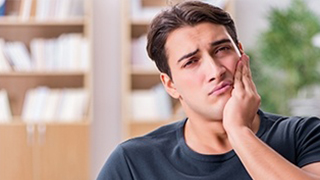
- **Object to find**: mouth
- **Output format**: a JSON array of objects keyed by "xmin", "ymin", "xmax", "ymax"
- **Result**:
[{"xmin": 208, "ymin": 81, "xmax": 233, "ymax": 96}]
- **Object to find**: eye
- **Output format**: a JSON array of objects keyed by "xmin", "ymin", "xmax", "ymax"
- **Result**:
[
  {"xmin": 183, "ymin": 59, "xmax": 198, "ymax": 68},
  {"xmin": 215, "ymin": 46, "xmax": 231, "ymax": 54}
]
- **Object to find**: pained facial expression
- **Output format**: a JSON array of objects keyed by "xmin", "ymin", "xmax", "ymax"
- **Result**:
[{"xmin": 161, "ymin": 22, "xmax": 242, "ymax": 121}]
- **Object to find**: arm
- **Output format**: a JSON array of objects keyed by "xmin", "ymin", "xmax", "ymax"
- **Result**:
[
  {"xmin": 227, "ymin": 125, "xmax": 320, "ymax": 180},
  {"xmin": 223, "ymin": 54, "xmax": 320, "ymax": 180}
]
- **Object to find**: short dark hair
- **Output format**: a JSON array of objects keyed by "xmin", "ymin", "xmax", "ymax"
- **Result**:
[{"xmin": 146, "ymin": 1, "xmax": 238, "ymax": 78}]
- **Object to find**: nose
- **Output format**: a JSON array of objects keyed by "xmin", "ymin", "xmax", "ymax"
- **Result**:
[{"xmin": 203, "ymin": 55, "xmax": 226, "ymax": 83}]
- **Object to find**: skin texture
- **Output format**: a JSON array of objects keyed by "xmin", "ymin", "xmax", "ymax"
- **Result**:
[{"xmin": 160, "ymin": 22, "xmax": 320, "ymax": 179}]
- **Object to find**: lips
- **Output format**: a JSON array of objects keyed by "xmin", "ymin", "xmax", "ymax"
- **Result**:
[{"xmin": 208, "ymin": 81, "xmax": 233, "ymax": 96}]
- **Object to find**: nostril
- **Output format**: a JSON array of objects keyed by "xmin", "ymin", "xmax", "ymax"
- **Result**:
[{"xmin": 208, "ymin": 77, "xmax": 215, "ymax": 82}]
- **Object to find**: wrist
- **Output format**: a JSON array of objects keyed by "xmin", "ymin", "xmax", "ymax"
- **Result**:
[
  {"xmin": 226, "ymin": 125, "xmax": 254, "ymax": 145},
  {"xmin": 224, "ymin": 119, "xmax": 252, "ymax": 134},
  {"xmin": 225, "ymin": 124, "xmax": 251, "ymax": 135}
]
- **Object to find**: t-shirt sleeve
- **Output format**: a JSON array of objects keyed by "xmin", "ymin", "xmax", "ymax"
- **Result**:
[
  {"xmin": 295, "ymin": 116, "xmax": 320, "ymax": 167},
  {"xmin": 97, "ymin": 145, "xmax": 133, "ymax": 180}
]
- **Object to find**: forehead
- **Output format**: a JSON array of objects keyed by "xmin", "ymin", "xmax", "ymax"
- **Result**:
[
  {"xmin": 168, "ymin": 22, "xmax": 228, "ymax": 42},
  {"xmin": 165, "ymin": 22, "xmax": 230, "ymax": 62}
]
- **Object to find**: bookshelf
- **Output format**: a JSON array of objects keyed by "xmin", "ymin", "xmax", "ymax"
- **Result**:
[
  {"xmin": 121, "ymin": 0, "xmax": 235, "ymax": 139},
  {"xmin": 0, "ymin": 0, "xmax": 92, "ymax": 180}
]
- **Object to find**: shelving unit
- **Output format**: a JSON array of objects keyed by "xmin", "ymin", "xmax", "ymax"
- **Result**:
[
  {"xmin": 121, "ymin": 0, "xmax": 235, "ymax": 139},
  {"xmin": 0, "ymin": 0, "xmax": 92, "ymax": 179}
]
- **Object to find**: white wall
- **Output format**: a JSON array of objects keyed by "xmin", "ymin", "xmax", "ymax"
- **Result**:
[
  {"xmin": 91, "ymin": 0, "xmax": 122, "ymax": 179},
  {"xmin": 235, "ymin": 0, "xmax": 320, "ymax": 50},
  {"xmin": 235, "ymin": 0, "xmax": 291, "ymax": 49}
]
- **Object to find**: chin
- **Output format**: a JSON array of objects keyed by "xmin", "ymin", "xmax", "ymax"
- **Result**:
[
  {"xmin": 206, "ymin": 100, "xmax": 228, "ymax": 120},
  {"xmin": 210, "ymin": 111, "xmax": 223, "ymax": 121}
]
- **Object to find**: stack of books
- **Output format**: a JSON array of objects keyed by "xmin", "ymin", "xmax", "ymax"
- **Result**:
[
  {"xmin": 19, "ymin": 0, "xmax": 84, "ymax": 21},
  {"xmin": 131, "ymin": 83, "xmax": 172, "ymax": 121},
  {"xmin": 22, "ymin": 86, "xmax": 89, "ymax": 123},
  {"xmin": 0, "ymin": 34, "xmax": 89, "ymax": 72}
]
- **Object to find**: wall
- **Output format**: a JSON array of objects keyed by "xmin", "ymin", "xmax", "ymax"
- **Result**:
[
  {"xmin": 236, "ymin": 0, "xmax": 320, "ymax": 50},
  {"xmin": 235, "ymin": 0, "xmax": 290, "ymax": 49},
  {"xmin": 91, "ymin": 0, "xmax": 122, "ymax": 179}
]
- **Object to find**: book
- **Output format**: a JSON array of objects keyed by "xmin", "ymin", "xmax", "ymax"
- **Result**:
[
  {"xmin": 69, "ymin": 0, "xmax": 84, "ymax": 18},
  {"xmin": 131, "ymin": 83, "xmax": 173, "ymax": 121},
  {"xmin": 19, "ymin": 0, "xmax": 33, "ymax": 21},
  {"xmin": 131, "ymin": 90, "xmax": 158, "ymax": 120},
  {"xmin": 42, "ymin": 89, "xmax": 60, "ymax": 122},
  {"xmin": 131, "ymin": 35, "xmax": 158, "ymax": 71},
  {"xmin": 0, "ymin": 39, "xmax": 12, "ymax": 72},
  {"xmin": 0, "ymin": 89, "xmax": 12, "ymax": 122},
  {"xmin": 22, "ymin": 87, "xmax": 49, "ymax": 123},
  {"xmin": 204, "ymin": 0, "xmax": 229, "ymax": 8},
  {"xmin": 152, "ymin": 83, "xmax": 172, "ymax": 120},
  {"xmin": 22, "ymin": 87, "xmax": 89, "ymax": 123},
  {"xmin": 0, "ymin": 0, "xmax": 5, "ymax": 16},
  {"xmin": 30, "ymin": 34, "xmax": 88, "ymax": 71},
  {"xmin": 21, "ymin": 88, "xmax": 36, "ymax": 122},
  {"xmin": 56, "ymin": 88, "xmax": 89, "ymax": 122},
  {"xmin": 30, "ymin": 38, "xmax": 45, "ymax": 71},
  {"xmin": 3, "ymin": 41, "xmax": 32, "ymax": 71}
]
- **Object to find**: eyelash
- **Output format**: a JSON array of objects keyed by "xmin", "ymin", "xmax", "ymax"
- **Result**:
[
  {"xmin": 182, "ymin": 46, "xmax": 232, "ymax": 68},
  {"xmin": 183, "ymin": 59, "xmax": 198, "ymax": 68},
  {"xmin": 215, "ymin": 46, "xmax": 231, "ymax": 54}
]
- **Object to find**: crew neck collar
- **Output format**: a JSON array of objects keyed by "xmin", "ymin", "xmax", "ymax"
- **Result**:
[{"xmin": 176, "ymin": 109, "xmax": 267, "ymax": 162}]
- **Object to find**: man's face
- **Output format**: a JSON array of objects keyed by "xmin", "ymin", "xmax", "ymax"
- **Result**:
[{"xmin": 162, "ymin": 22, "xmax": 242, "ymax": 121}]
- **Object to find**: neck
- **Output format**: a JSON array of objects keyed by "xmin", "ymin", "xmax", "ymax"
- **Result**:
[{"xmin": 184, "ymin": 113, "xmax": 260, "ymax": 155}]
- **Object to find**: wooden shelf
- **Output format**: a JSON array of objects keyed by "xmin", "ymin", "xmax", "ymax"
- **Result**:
[
  {"xmin": 131, "ymin": 67, "xmax": 159, "ymax": 75},
  {"xmin": 131, "ymin": 19, "xmax": 151, "ymax": 26},
  {"xmin": 0, "ymin": 0, "xmax": 92, "ymax": 179},
  {"xmin": 0, "ymin": 17, "xmax": 86, "ymax": 26},
  {"xmin": 0, "ymin": 71, "xmax": 86, "ymax": 77},
  {"xmin": 0, "ymin": 119, "xmax": 91, "ymax": 125}
]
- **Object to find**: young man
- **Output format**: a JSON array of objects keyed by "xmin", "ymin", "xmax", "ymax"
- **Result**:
[{"xmin": 98, "ymin": 1, "xmax": 320, "ymax": 179}]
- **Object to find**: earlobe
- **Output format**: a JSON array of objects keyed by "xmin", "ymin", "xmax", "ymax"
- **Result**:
[{"xmin": 160, "ymin": 73, "xmax": 180, "ymax": 99}]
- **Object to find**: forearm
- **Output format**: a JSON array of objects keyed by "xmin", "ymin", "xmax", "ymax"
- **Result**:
[{"xmin": 227, "ymin": 127, "xmax": 320, "ymax": 180}]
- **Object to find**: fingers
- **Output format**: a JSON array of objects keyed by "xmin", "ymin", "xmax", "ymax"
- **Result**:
[
  {"xmin": 241, "ymin": 54, "xmax": 259, "ymax": 94},
  {"xmin": 241, "ymin": 54, "xmax": 251, "ymax": 78},
  {"xmin": 234, "ymin": 59, "xmax": 244, "ymax": 90}
]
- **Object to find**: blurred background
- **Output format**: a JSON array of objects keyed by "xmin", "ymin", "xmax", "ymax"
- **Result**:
[{"xmin": 0, "ymin": 0, "xmax": 319, "ymax": 179}]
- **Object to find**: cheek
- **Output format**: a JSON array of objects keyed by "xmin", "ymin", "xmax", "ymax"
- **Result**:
[
  {"xmin": 173, "ymin": 71, "xmax": 204, "ymax": 94},
  {"xmin": 224, "ymin": 57, "xmax": 238, "ymax": 76}
]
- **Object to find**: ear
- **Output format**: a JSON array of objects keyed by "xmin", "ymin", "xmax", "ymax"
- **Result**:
[
  {"xmin": 160, "ymin": 73, "xmax": 180, "ymax": 99},
  {"xmin": 238, "ymin": 42, "xmax": 244, "ymax": 54}
]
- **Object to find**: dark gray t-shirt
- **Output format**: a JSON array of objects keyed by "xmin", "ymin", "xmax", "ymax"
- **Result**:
[{"xmin": 97, "ymin": 110, "xmax": 320, "ymax": 180}]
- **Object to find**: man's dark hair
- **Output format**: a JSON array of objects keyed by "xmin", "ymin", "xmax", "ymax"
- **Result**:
[{"xmin": 146, "ymin": 1, "xmax": 238, "ymax": 79}]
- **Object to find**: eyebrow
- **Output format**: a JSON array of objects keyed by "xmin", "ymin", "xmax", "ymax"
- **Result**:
[
  {"xmin": 211, "ymin": 38, "xmax": 232, "ymax": 47},
  {"xmin": 177, "ymin": 39, "xmax": 232, "ymax": 64},
  {"xmin": 177, "ymin": 49, "xmax": 199, "ymax": 63}
]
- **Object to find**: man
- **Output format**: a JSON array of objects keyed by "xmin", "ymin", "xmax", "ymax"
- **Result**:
[{"xmin": 98, "ymin": 1, "xmax": 320, "ymax": 179}]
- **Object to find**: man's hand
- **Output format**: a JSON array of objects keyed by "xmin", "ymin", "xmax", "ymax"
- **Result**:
[
  {"xmin": 222, "ymin": 54, "xmax": 320, "ymax": 180},
  {"xmin": 223, "ymin": 54, "xmax": 260, "ymax": 132}
]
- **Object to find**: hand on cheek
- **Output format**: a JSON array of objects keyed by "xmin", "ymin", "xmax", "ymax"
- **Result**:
[{"xmin": 223, "ymin": 54, "xmax": 261, "ymax": 132}]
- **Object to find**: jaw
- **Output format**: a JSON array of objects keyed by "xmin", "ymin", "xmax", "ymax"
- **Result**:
[{"xmin": 179, "ymin": 90, "xmax": 232, "ymax": 122}]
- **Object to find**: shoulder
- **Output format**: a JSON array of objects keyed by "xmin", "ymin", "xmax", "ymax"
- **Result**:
[
  {"xmin": 119, "ymin": 119, "xmax": 186, "ymax": 154},
  {"xmin": 259, "ymin": 111, "xmax": 320, "ymax": 167},
  {"xmin": 261, "ymin": 110, "xmax": 320, "ymax": 130}
]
